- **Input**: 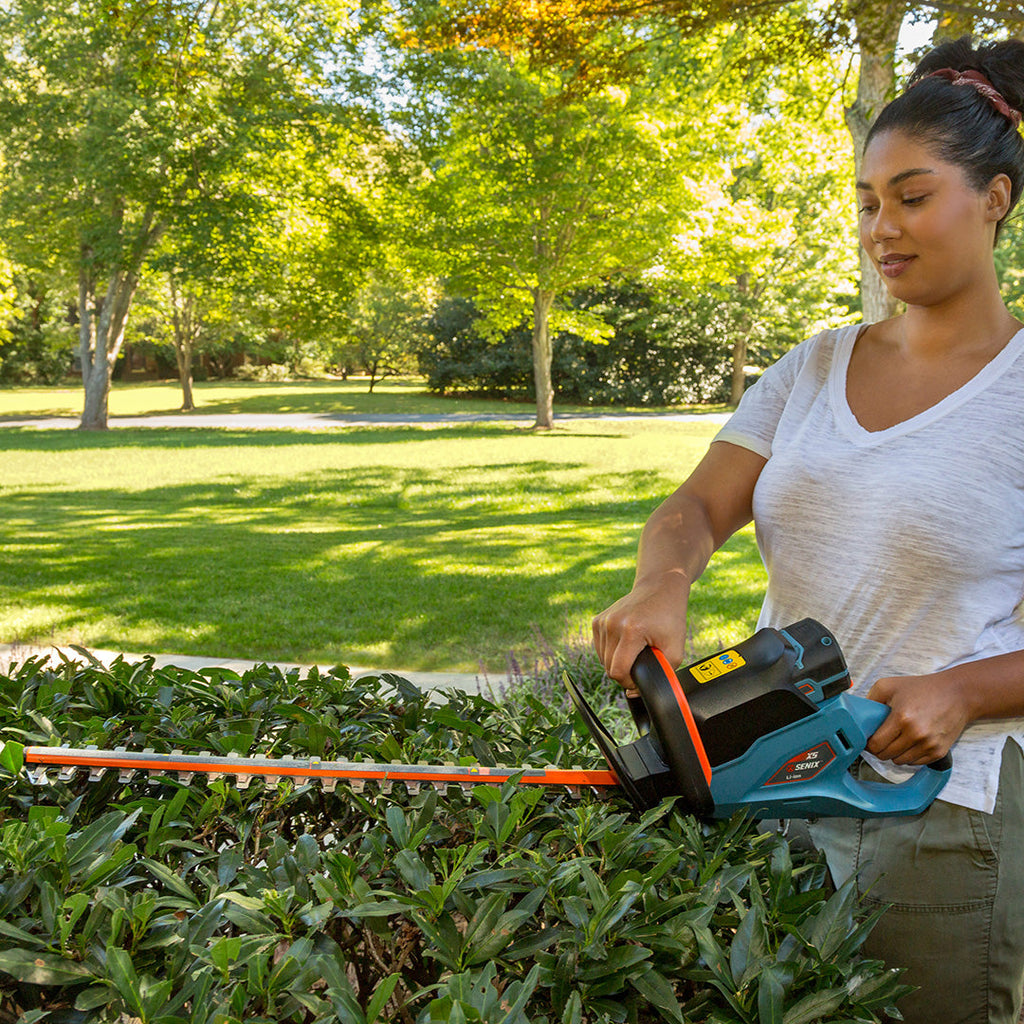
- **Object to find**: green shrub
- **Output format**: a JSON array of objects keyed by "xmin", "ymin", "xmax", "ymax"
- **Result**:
[
  {"xmin": 415, "ymin": 285, "xmax": 737, "ymax": 406},
  {"xmin": 231, "ymin": 362, "xmax": 293, "ymax": 382},
  {"xmin": 0, "ymin": 655, "xmax": 910, "ymax": 1023}
]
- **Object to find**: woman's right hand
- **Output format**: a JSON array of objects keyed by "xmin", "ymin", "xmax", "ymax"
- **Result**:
[{"xmin": 592, "ymin": 570, "xmax": 692, "ymax": 690}]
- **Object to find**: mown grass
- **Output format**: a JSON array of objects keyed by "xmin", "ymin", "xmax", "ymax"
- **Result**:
[
  {"xmin": 0, "ymin": 377, "xmax": 729, "ymax": 419},
  {"xmin": 0, "ymin": 409, "xmax": 762, "ymax": 674}
]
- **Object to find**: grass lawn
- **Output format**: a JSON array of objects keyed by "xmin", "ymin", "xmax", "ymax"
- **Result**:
[
  {"xmin": 0, "ymin": 376, "xmax": 730, "ymax": 420},
  {"xmin": 0, "ymin": 386, "xmax": 760, "ymax": 674}
]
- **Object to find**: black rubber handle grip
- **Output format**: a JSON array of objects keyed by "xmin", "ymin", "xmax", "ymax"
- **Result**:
[{"xmin": 630, "ymin": 647, "xmax": 715, "ymax": 817}]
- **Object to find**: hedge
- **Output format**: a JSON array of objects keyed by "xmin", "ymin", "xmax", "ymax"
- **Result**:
[{"xmin": 0, "ymin": 654, "xmax": 911, "ymax": 1023}]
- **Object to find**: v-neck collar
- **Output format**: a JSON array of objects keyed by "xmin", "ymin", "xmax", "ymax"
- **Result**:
[{"xmin": 829, "ymin": 323, "xmax": 1024, "ymax": 445}]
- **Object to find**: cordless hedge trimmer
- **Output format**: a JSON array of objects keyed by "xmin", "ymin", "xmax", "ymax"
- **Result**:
[{"xmin": 17, "ymin": 619, "xmax": 951, "ymax": 819}]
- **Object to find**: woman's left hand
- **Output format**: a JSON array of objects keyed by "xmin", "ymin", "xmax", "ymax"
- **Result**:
[{"xmin": 865, "ymin": 672, "xmax": 971, "ymax": 765}]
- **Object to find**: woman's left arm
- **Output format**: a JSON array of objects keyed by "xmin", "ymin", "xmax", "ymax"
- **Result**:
[{"xmin": 867, "ymin": 650, "xmax": 1024, "ymax": 765}]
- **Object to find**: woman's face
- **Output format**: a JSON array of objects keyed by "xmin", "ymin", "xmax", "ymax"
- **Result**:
[{"xmin": 856, "ymin": 129, "xmax": 1009, "ymax": 308}]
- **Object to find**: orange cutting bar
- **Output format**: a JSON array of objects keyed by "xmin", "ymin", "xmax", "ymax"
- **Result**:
[{"xmin": 23, "ymin": 746, "xmax": 618, "ymax": 788}]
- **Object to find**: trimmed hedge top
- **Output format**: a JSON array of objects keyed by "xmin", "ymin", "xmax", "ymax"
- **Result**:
[{"xmin": 0, "ymin": 655, "xmax": 910, "ymax": 1023}]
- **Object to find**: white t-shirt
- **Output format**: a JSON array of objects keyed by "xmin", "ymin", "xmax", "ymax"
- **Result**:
[{"xmin": 715, "ymin": 322, "xmax": 1024, "ymax": 813}]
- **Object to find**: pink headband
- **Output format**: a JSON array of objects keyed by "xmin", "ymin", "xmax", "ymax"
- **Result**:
[{"xmin": 917, "ymin": 68, "xmax": 1022, "ymax": 128}]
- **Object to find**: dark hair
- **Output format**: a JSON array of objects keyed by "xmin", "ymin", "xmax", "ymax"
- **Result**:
[{"xmin": 866, "ymin": 36, "xmax": 1024, "ymax": 238}]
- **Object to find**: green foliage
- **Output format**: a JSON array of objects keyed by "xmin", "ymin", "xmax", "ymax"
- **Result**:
[
  {"xmin": 335, "ymin": 265, "xmax": 432, "ymax": 391},
  {"xmin": 416, "ymin": 296, "xmax": 534, "ymax": 397},
  {"xmin": 0, "ymin": 655, "xmax": 911, "ymax": 1021},
  {"xmin": 0, "ymin": 0, "xmax": 376, "ymax": 426},
  {"xmin": 0, "ymin": 279, "xmax": 74, "ymax": 386},
  {"xmin": 417, "ymin": 285, "xmax": 734, "ymax": 405}
]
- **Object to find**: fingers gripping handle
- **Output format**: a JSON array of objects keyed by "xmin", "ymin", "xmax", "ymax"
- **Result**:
[{"xmin": 630, "ymin": 647, "xmax": 715, "ymax": 817}]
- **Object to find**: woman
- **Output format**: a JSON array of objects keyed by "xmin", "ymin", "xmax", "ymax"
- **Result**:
[{"xmin": 592, "ymin": 37, "xmax": 1024, "ymax": 1024}]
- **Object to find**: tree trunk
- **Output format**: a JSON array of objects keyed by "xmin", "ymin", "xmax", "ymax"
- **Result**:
[
  {"xmin": 845, "ymin": 0, "xmax": 906, "ymax": 325},
  {"xmin": 78, "ymin": 264, "xmax": 138, "ymax": 431},
  {"xmin": 531, "ymin": 288, "xmax": 556, "ymax": 429},
  {"xmin": 170, "ymin": 278, "xmax": 196, "ymax": 411},
  {"xmin": 730, "ymin": 336, "xmax": 747, "ymax": 406},
  {"xmin": 175, "ymin": 341, "xmax": 195, "ymax": 411},
  {"xmin": 730, "ymin": 273, "xmax": 751, "ymax": 405}
]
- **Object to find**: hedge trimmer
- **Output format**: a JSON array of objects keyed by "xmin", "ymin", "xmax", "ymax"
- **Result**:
[{"xmin": 17, "ymin": 619, "xmax": 951, "ymax": 819}]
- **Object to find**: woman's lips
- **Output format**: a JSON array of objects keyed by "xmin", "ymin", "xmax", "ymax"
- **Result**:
[{"xmin": 879, "ymin": 253, "xmax": 915, "ymax": 278}]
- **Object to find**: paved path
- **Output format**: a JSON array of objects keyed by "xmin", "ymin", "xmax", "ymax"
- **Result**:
[
  {"xmin": 0, "ymin": 410, "xmax": 731, "ymax": 430},
  {"xmin": 0, "ymin": 642, "xmax": 490, "ymax": 695}
]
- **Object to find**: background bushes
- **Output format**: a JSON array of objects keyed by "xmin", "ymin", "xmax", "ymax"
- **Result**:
[
  {"xmin": 0, "ymin": 655, "xmax": 910, "ymax": 1023},
  {"xmin": 416, "ymin": 284, "xmax": 753, "ymax": 406},
  {"xmin": 0, "ymin": 281, "xmax": 74, "ymax": 386}
]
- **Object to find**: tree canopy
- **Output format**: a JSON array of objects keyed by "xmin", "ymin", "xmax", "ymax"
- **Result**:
[
  {"xmin": 0, "ymin": 0, "xmax": 373, "ymax": 427},
  {"xmin": 2, "ymin": 2, "xmax": 1024, "ymax": 418}
]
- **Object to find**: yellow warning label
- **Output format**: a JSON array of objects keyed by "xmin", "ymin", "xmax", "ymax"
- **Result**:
[{"xmin": 689, "ymin": 650, "xmax": 746, "ymax": 684}]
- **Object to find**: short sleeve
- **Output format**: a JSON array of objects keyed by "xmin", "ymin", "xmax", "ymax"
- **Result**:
[{"xmin": 712, "ymin": 331, "xmax": 833, "ymax": 459}]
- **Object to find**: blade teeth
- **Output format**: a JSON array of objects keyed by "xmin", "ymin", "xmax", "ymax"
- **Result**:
[
  {"xmin": 113, "ymin": 746, "xmax": 135, "ymax": 784},
  {"xmin": 21, "ymin": 752, "xmax": 612, "ymax": 802}
]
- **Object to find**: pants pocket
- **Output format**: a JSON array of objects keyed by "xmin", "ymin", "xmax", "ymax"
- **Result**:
[{"xmin": 855, "ymin": 795, "xmax": 999, "ymax": 911}]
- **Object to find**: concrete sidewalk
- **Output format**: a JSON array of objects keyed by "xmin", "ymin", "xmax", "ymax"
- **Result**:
[
  {"xmin": 0, "ymin": 410, "xmax": 732, "ymax": 431},
  {"xmin": 0, "ymin": 642, "xmax": 490, "ymax": 695}
]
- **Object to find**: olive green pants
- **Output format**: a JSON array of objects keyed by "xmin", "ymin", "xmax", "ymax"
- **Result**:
[{"xmin": 808, "ymin": 740, "xmax": 1024, "ymax": 1024}]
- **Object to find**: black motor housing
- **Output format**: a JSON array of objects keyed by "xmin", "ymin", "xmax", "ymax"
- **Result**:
[{"xmin": 682, "ymin": 619, "xmax": 851, "ymax": 766}]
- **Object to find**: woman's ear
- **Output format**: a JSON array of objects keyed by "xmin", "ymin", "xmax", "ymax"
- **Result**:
[{"xmin": 987, "ymin": 173, "xmax": 1013, "ymax": 222}]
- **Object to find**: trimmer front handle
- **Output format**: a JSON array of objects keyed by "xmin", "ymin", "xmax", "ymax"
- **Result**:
[
  {"xmin": 564, "ymin": 645, "xmax": 714, "ymax": 813},
  {"xmin": 628, "ymin": 648, "xmax": 714, "ymax": 814}
]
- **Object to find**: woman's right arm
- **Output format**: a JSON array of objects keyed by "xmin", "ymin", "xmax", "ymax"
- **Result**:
[{"xmin": 592, "ymin": 440, "xmax": 768, "ymax": 686}]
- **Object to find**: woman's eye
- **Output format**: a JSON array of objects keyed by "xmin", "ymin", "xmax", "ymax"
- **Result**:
[{"xmin": 903, "ymin": 195, "xmax": 926, "ymax": 205}]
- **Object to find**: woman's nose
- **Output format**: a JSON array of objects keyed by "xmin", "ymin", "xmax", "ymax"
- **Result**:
[{"xmin": 869, "ymin": 202, "xmax": 901, "ymax": 242}]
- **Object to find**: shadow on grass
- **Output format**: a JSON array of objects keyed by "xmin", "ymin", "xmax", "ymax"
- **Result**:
[
  {"xmin": 0, "ymin": 424, "xmax": 542, "ymax": 450},
  {"xmin": 1, "ymin": 458, "xmax": 764, "ymax": 672}
]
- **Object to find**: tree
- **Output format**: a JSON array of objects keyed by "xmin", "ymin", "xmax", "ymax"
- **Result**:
[
  {"xmin": 406, "ymin": 0, "xmax": 1024, "ymax": 326},
  {"xmin": 128, "ymin": 268, "xmax": 248, "ymax": 407},
  {"xmin": 0, "ymin": 272, "xmax": 71, "ymax": 385},
  {"xmin": 661, "ymin": 56, "xmax": 860, "ymax": 401},
  {"xmin": 391, "ymin": 30, "xmax": 710, "ymax": 427},
  {"xmin": 0, "ymin": 0, "xmax": 363, "ymax": 429},
  {"xmin": 337, "ymin": 266, "xmax": 432, "ymax": 391},
  {"xmin": 843, "ymin": 0, "xmax": 906, "ymax": 324},
  {"xmin": 244, "ymin": 136, "xmax": 385, "ymax": 376}
]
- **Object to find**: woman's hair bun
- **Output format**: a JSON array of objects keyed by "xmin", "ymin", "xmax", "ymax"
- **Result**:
[{"xmin": 911, "ymin": 36, "xmax": 1024, "ymax": 117}]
